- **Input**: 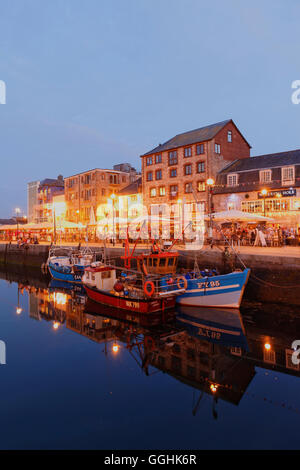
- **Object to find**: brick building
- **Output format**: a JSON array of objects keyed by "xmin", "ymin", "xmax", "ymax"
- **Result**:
[
  {"xmin": 141, "ymin": 119, "xmax": 251, "ymax": 215},
  {"xmin": 64, "ymin": 168, "xmax": 131, "ymax": 224},
  {"xmin": 213, "ymin": 149, "xmax": 300, "ymax": 227}
]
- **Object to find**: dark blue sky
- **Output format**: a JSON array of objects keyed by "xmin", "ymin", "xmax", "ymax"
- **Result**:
[{"xmin": 1, "ymin": 0, "xmax": 300, "ymax": 217}]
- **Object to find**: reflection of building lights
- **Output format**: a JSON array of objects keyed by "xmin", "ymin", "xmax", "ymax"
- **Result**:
[
  {"xmin": 53, "ymin": 322, "xmax": 60, "ymax": 330},
  {"xmin": 264, "ymin": 343, "xmax": 271, "ymax": 350},
  {"xmin": 52, "ymin": 292, "xmax": 67, "ymax": 306},
  {"xmin": 16, "ymin": 307, "xmax": 22, "ymax": 315},
  {"xmin": 112, "ymin": 344, "xmax": 119, "ymax": 353},
  {"xmin": 210, "ymin": 384, "xmax": 218, "ymax": 393}
]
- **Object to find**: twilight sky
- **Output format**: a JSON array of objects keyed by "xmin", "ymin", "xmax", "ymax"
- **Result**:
[{"xmin": 1, "ymin": 0, "xmax": 300, "ymax": 217}]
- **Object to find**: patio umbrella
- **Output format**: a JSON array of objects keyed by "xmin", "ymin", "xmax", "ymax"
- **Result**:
[{"xmin": 210, "ymin": 209, "xmax": 274, "ymax": 222}]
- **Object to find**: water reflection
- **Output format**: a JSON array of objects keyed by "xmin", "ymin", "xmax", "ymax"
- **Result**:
[{"xmin": 2, "ymin": 267, "xmax": 300, "ymax": 420}]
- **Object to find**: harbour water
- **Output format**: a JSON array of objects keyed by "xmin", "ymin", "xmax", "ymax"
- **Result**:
[{"xmin": 1, "ymin": 270, "xmax": 300, "ymax": 450}]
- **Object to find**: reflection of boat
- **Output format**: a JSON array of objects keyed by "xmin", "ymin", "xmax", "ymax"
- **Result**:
[
  {"xmin": 47, "ymin": 246, "xmax": 95, "ymax": 284},
  {"xmin": 84, "ymin": 298, "xmax": 176, "ymax": 327},
  {"xmin": 176, "ymin": 269, "xmax": 250, "ymax": 309},
  {"xmin": 49, "ymin": 279, "xmax": 86, "ymax": 296},
  {"xmin": 176, "ymin": 305, "xmax": 248, "ymax": 350}
]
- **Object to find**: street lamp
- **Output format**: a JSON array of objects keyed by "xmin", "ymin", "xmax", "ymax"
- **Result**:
[
  {"xmin": 261, "ymin": 188, "xmax": 268, "ymax": 217},
  {"xmin": 206, "ymin": 178, "xmax": 215, "ymax": 240}
]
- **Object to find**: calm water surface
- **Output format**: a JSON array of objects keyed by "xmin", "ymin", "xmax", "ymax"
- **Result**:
[{"xmin": 0, "ymin": 270, "xmax": 300, "ymax": 450}]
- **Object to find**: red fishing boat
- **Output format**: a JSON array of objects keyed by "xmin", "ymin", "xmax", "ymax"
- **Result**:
[{"xmin": 82, "ymin": 263, "xmax": 185, "ymax": 313}]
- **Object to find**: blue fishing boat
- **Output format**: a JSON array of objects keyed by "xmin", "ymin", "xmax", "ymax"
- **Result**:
[
  {"xmin": 47, "ymin": 246, "xmax": 96, "ymax": 284},
  {"xmin": 175, "ymin": 269, "xmax": 250, "ymax": 309}
]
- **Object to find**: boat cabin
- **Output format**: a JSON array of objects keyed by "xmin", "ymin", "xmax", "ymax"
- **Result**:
[
  {"xmin": 137, "ymin": 252, "xmax": 178, "ymax": 275},
  {"xmin": 83, "ymin": 265, "xmax": 117, "ymax": 291}
]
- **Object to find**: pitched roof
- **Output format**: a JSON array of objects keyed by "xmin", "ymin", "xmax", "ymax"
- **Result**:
[
  {"xmin": 118, "ymin": 177, "xmax": 142, "ymax": 195},
  {"xmin": 141, "ymin": 119, "xmax": 250, "ymax": 156},
  {"xmin": 219, "ymin": 149, "xmax": 300, "ymax": 174}
]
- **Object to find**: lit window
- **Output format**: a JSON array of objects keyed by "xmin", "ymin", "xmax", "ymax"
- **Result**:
[
  {"xmin": 227, "ymin": 173, "xmax": 238, "ymax": 186},
  {"xmin": 150, "ymin": 188, "xmax": 156, "ymax": 197},
  {"xmin": 197, "ymin": 181, "xmax": 206, "ymax": 192},
  {"xmin": 282, "ymin": 166, "xmax": 295, "ymax": 185},
  {"xmin": 170, "ymin": 185, "xmax": 178, "ymax": 196},
  {"xmin": 260, "ymin": 170, "xmax": 272, "ymax": 184},
  {"xmin": 159, "ymin": 186, "xmax": 166, "ymax": 196}
]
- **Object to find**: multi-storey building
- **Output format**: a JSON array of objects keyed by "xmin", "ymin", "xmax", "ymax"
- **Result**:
[
  {"xmin": 64, "ymin": 168, "xmax": 130, "ymax": 224},
  {"xmin": 141, "ymin": 119, "xmax": 251, "ymax": 214},
  {"xmin": 213, "ymin": 148, "xmax": 300, "ymax": 227},
  {"xmin": 34, "ymin": 176, "xmax": 64, "ymax": 224}
]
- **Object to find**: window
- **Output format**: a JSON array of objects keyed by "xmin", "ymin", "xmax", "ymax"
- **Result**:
[
  {"xmin": 155, "ymin": 154, "xmax": 162, "ymax": 164},
  {"xmin": 184, "ymin": 147, "xmax": 192, "ymax": 157},
  {"xmin": 184, "ymin": 164, "xmax": 192, "ymax": 175},
  {"xmin": 147, "ymin": 171, "xmax": 153, "ymax": 182},
  {"xmin": 170, "ymin": 168, "xmax": 177, "ymax": 178},
  {"xmin": 185, "ymin": 182, "xmax": 193, "ymax": 193},
  {"xmin": 146, "ymin": 156, "xmax": 153, "ymax": 166},
  {"xmin": 159, "ymin": 186, "xmax": 165, "ymax": 196},
  {"xmin": 156, "ymin": 169, "xmax": 162, "ymax": 180},
  {"xmin": 150, "ymin": 188, "xmax": 156, "ymax": 197},
  {"xmin": 168, "ymin": 151, "xmax": 178, "ymax": 165},
  {"xmin": 227, "ymin": 173, "xmax": 238, "ymax": 186},
  {"xmin": 197, "ymin": 161, "xmax": 205, "ymax": 173},
  {"xmin": 215, "ymin": 143, "xmax": 221, "ymax": 154},
  {"xmin": 227, "ymin": 131, "xmax": 232, "ymax": 142},
  {"xmin": 282, "ymin": 166, "xmax": 295, "ymax": 185},
  {"xmin": 196, "ymin": 143, "xmax": 204, "ymax": 155},
  {"xmin": 197, "ymin": 181, "xmax": 206, "ymax": 192},
  {"xmin": 170, "ymin": 185, "xmax": 178, "ymax": 197},
  {"xmin": 260, "ymin": 169, "xmax": 272, "ymax": 184}
]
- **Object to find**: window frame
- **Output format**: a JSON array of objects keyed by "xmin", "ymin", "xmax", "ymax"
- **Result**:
[{"xmin": 227, "ymin": 173, "xmax": 238, "ymax": 187}]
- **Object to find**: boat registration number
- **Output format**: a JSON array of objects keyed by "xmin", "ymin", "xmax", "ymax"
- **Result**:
[
  {"xmin": 126, "ymin": 301, "xmax": 139, "ymax": 308},
  {"xmin": 197, "ymin": 280, "xmax": 220, "ymax": 289}
]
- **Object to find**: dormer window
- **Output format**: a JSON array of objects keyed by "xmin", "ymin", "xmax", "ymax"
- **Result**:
[
  {"xmin": 282, "ymin": 166, "xmax": 295, "ymax": 185},
  {"xmin": 227, "ymin": 173, "xmax": 238, "ymax": 187},
  {"xmin": 260, "ymin": 169, "xmax": 272, "ymax": 184}
]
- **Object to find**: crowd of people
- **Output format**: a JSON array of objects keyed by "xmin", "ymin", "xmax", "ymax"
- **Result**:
[{"xmin": 211, "ymin": 224, "xmax": 300, "ymax": 247}]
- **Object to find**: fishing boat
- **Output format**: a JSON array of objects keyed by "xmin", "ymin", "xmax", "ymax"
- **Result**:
[
  {"xmin": 82, "ymin": 262, "xmax": 186, "ymax": 313},
  {"xmin": 122, "ymin": 236, "xmax": 250, "ymax": 309},
  {"xmin": 175, "ymin": 269, "xmax": 251, "ymax": 309},
  {"xmin": 47, "ymin": 246, "xmax": 96, "ymax": 284}
]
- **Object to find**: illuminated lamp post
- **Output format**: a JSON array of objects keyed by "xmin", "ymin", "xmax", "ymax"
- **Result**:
[
  {"xmin": 206, "ymin": 178, "xmax": 215, "ymax": 241},
  {"xmin": 261, "ymin": 188, "xmax": 268, "ymax": 217}
]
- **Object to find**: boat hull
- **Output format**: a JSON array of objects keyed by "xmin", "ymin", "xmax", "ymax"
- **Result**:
[
  {"xmin": 176, "ymin": 269, "xmax": 250, "ymax": 308},
  {"xmin": 48, "ymin": 264, "xmax": 84, "ymax": 284},
  {"xmin": 84, "ymin": 285, "xmax": 175, "ymax": 313}
]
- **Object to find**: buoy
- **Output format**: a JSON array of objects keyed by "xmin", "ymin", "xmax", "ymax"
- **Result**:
[
  {"xmin": 177, "ymin": 276, "xmax": 188, "ymax": 290},
  {"xmin": 114, "ymin": 281, "xmax": 124, "ymax": 292},
  {"xmin": 144, "ymin": 281, "xmax": 155, "ymax": 297}
]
